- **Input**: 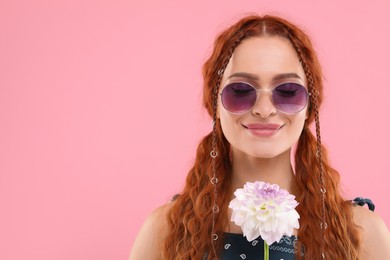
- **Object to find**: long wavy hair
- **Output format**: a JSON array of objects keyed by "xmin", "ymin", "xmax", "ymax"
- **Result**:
[{"xmin": 162, "ymin": 14, "xmax": 361, "ymax": 259}]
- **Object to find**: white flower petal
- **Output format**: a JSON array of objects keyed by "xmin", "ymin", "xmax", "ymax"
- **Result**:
[
  {"xmin": 244, "ymin": 226, "xmax": 260, "ymax": 242},
  {"xmin": 229, "ymin": 181, "xmax": 300, "ymax": 246}
]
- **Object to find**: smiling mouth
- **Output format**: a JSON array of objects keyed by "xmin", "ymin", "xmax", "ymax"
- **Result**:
[
  {"xmin": 244, "ymin": 123, "xmax": 282, "ymax": 129},
  {"xmin": 243, "ymin": 124, "xmax": 283, "ymax": 137}
]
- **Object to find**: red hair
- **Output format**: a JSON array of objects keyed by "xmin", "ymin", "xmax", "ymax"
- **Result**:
[{"xmin": 162, "ymin": 14, "xmax": 361, "ymax": 259}]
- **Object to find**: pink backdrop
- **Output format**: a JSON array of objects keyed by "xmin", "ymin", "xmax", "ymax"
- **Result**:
[{"xmin": 1, "ymin": 0, "xmax": 389, "ymax": 259}]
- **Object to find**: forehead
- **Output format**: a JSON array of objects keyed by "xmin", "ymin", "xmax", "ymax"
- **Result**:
[{"xmin": 222, "ymin": 36, "xmax": 306, "ymax": 85}]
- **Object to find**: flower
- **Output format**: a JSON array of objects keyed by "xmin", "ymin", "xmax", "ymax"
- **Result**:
[{"xmin": 229, "ymin": 181, "xmax": 300, "ymax": 245}]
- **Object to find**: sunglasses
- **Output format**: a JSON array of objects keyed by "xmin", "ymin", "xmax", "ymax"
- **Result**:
[{"xmin": 220, "ymin": 81, "xmax": 310, "ymax": 115}]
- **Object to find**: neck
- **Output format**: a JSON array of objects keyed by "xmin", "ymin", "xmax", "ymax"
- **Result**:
[{"xmin": 230, "ymin": 148, "xmax": 295, "ymax": 194}]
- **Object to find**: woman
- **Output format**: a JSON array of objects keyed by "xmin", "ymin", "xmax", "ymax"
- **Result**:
[{"xmin": 130, "ymin": 14, "xmax": 390, "ymax": 259}]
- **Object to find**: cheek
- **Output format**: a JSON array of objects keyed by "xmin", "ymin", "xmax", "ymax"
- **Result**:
[
  {"xmin": 219, "ymin": 110, "xmax": 240, "ymax": 140},
  {"xmin": 284, "ymin": 109, "xmax": 306, "ymax": 128},
  {"xmin": 219, "ymin": 117, "xmax": 232, "ymax": 144},
  {"xmin": 289, "ymin": 112, "xmax": 307, "ymax": 134},
  {"xmin": 220, "ymin": 112, "xmax": 234, "ymax": 131}
]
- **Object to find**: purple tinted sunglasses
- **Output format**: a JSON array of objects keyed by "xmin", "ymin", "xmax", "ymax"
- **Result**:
[{"xmin": 220, "ymin": 81, "xmax": 310, "ymax": 115}]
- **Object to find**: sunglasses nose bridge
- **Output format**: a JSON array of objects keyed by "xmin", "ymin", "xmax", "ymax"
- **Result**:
[
  {"xmin": 254, "ymin": 88, "xmax": 274, "ymax": 103},
  {"xmin": 251, "ymin": 88, "xmax": 277, "ymax": 116}
]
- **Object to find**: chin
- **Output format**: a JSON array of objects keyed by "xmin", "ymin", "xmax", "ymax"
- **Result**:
[
  {"xmin": 247, "ymin": 147, "xmax": 290, "ymax": 159},
  {"xmin": 240, "ymin": 149, "xmax": 278, "ymax": 159}
]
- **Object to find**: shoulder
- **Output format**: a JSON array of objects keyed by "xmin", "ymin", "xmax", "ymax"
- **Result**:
[
  {"xmin": 129, "ymin": 203, "xmax": 173, "ymax": 260},
  {"xmin": 352, "ymin": 204, "xmax": 390, "ymax": 259}
]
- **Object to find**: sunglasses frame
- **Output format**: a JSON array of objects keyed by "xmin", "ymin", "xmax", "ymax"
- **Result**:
[{"xmin": 219, "ymin": 81, "xmax": 311, "ymax": 115}]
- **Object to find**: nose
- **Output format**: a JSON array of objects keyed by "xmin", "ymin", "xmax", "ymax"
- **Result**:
[{"xmin": 251, "ymin": 89, "xmax": 277, "ymax": 118}]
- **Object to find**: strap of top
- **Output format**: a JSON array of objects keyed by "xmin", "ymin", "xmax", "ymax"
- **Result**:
[
  {"xmin": 173, "ymin": 195, "xmax": 375, "ymax": 212},
  {"xmin": 170, "ymin": 193, "xmax": 181, "ymax": 202},
  {"xmin": 352, "ymin": 197, "xmax": 375, "ymax": 211}
]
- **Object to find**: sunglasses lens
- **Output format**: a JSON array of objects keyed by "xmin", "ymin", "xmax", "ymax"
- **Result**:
[
  {"xmin": 273, "ymin": 83, "xmax": 308, "ymax": 113},
  {"xmin": 221, "ymin": 82, "xmax": 256, "ymax": 114}
]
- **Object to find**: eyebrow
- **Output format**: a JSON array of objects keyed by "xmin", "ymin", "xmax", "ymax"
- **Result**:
[{"xmin": 228, "ymin": 72, "xmax": 302, "ymax": 81}]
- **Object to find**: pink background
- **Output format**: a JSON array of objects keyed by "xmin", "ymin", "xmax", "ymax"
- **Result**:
[{"xmin": 1, "ymin": 0, "xmax": 389, "ymax": 259}]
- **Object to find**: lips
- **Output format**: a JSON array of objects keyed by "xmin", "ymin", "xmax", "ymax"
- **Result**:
[
  {"xmin": 244, "ymin": 123, "xmax": 282, "ymax": 137},
  {"xmin": 244, "ymin": 123, "xmax": 282, "ymax": 130}
]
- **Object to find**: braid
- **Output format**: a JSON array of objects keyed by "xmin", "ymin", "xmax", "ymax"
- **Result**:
[
  {"xmin": 295, "ymin": 127, "xmax": 361, "ymax": 259},
  {"xmin": 288, "ymin": 35, "xmax": 327, "ymax": 258},
  {"xmin": 210, "ymin": 28, "xmax": 246, "ymax": 258}
]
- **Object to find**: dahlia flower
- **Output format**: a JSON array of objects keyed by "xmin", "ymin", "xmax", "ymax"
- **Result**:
[{"xmin": 229, "ymin": 181, "xmax": 300, "ymax": 259}]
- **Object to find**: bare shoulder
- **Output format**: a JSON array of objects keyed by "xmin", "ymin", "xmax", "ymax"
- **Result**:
[
  {"xmin": 129, "ymin": 203, "xmax": 173, "ymax": 260},
  {"xmin": 352, "ymin": 205, "xmax": 390, "ymax": 259}
]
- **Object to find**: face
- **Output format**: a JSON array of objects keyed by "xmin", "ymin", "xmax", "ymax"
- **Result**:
[{"xmin": 218, "ymin": 36, "xmax": 308, "ymax": 159}]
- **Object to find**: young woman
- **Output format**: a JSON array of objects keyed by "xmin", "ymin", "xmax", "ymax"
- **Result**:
[{"xmin": 130, "ymin": 14, "xmax": 390, "ymax": 259}]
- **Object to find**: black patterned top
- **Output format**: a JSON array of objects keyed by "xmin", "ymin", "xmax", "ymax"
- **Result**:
[
  {"xmin": 218, "ymin": 197, "xmax": 375, "ymax": 259},
  {"xmin": 220, "ymin": 233, "xmax": 296, "ymax": 259}
]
